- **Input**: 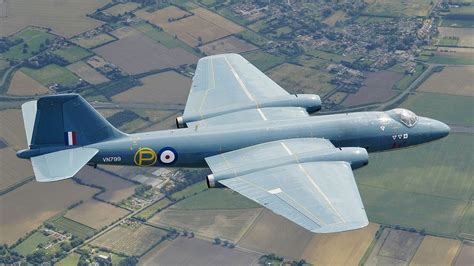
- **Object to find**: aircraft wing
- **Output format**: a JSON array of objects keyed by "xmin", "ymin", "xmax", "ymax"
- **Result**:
[
  {"xmin": 181, "ymin": 54, "xmax": 320, "ymax": 127},
  {"xmin": 205, "ymin": 138, "xmax": 368, "ymax": 233}
]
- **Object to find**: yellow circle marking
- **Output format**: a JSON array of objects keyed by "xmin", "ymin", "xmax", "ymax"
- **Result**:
[{"xmin": 134, "ymin": 147, "xmax": 157, "ymax": 166}]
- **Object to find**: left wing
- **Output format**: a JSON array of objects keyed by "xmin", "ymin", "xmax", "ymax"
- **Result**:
[{"xmin": 205, "ymin": 138, "xmax": 368, "ymax": 233}]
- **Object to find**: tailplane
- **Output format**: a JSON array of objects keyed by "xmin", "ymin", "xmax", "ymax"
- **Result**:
[{"xmin": 18, "ymin": 94, "xmax": 125, "ymax": 182}]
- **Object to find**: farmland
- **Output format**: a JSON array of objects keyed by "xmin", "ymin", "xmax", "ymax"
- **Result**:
[
  {"xmin": 363, "ymin": 0, "xmax": 434, "ymax": 17},
  {"xmin": 342, "ymin": 70, "xmax": 403, "ymax": 107},
  {"xmin": 302, "ymin": 223, "xmax": 379, "ymax": 265},
  {"xmin": 136, "ymin": 198, "xmax": 172, "ymax": 220},
  {"xmin": 400, "ymin": 92, "xmax": 473, "ymax": 126},
  {"xmin": 94, "ymin": 27, "xmax": 198, "ymax": 75},
  {"xmin": 356, "ymin": 133, "xmax": 473, "ymax": 237},
  {"xmin": 46, "ymin": 214, "xmax": 96, "ymax": 239},
  {"xmin": 1, "ymin": 27, "xmax": 56, "ymax": 60},
  {"xmin": 455, "ymin": 243, "xmax": 474, "ymax": 265},
  {"xmin": 322, "ymin": 10, "xmax": 350, "ymax": 26},
  {"xmin": 199, "ymin": 36, "xmax": 257, "ymax": 55},
  {"xmin": 149, "ymin": 208, "xmax": 262, "ymax": 242},
  {"xmin": 71, "ymin": 33, "xmax": 116, "ymax": 49},
  {"xmin": 0, "ymin": 147, "xmax": 33, "ymax": 193},
  {"xmin": 0, "ymin": 180, "xmax": 98, "ymax": 244},
  {"xmin": 0, "ymin": 109, "xmax": 28, "ymax": 150},
  {"xmin": 13, "ymin": 231, "xmax": 50, "ymax": 256},
  {"xmin": 417, "ymin": 66, "xmax": 474, "ymax": 96},
  {"xmin": 75, "ymin": 167, "xmax": 137, "ymax": 203},
  {"xmin": 135, "ymin": 6, "xmax": 191, "ymax": 26},
  {"xmin": 171, "ymin": 189, "xmax": 260, "ymax": 210},
  {"xmin": 268, "ymin": 63, "xmax": 335, "ymax": 96},
  {"xmin": 67, "ymin": 61, "xmax": 109, "ymax": 85},
  {"xmin": 410, "ymin": 236, "xmax": 461, "ymax": 266},
  {"xmin": 438, "ymin": 27, "xmax": 474, "ymax": 47},
  {"xmin": 56, "ymin": 252, "xmax": 81, "ymax": 266},
  {"xmin": 64, "ymin": 199, "xmax": 129, "ymax": 230},
  {"xmin": 7, "ymin": 70, "xmax": 50, "ymax": 96},
  {"xmin": 92, "ymin": 223, "xmax": 167, "ymax": 256},
  {"xmin": 242, "ymin": 50, "xmax": 285, "ymax": 71},
  {"xmin": 170, "ymin": 181, "xmax": 207, "ymax": 201},
  {"xmin": 365, "ymin": 228, "xmax": 422, "ymax": 264},
  {"xmin": 52, "ymin": 45, "xmax": 92, "ymax": 63},
  {"xmin": 139, "ymin": 237, "xmax": 260, "ymax": 266},
  {"xmin": 103, "ymin": 2, "xmax": 140, "ymax": 16},
  {"xmin": 0, "ymin": 0, "xmax": 106, "ymax": 37},
  {"xmin": 112, "ymin": 71, "xmax": 192, "ymax": 105},
  {"xmin": 21, "ymin": 64, "xmax": 81, "ymax": 87}
]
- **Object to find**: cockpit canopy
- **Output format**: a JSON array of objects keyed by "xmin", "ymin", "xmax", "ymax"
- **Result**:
[{"xmin": 387, "ymin": 108, "xmax": 418, "ymax": 127}]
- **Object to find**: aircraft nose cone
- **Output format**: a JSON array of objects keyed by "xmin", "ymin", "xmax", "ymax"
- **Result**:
[{"xmin": 431, "ymin": 120, "xmax": 450, "ymax": 139}]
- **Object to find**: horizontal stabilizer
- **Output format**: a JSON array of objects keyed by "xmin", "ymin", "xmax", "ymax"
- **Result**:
[{"xmin": 31, "ymin": 147, "xmax": 98, "ymax": 182}]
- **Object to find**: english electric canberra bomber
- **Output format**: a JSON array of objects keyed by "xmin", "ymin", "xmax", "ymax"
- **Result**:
[{"xmin": 17, "ymin": 54, "xmax": 450, "ymax": 233}]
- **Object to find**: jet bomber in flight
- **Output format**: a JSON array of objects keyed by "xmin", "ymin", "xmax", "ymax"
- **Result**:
[{"xmin": 17, "ymin": 54, "xmax": 450, "ymax": 233}]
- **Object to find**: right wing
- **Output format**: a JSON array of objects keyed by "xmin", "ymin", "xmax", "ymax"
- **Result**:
[{"xmin": 205, "ymin": 138, "xmax": 368, "ymax": 233}]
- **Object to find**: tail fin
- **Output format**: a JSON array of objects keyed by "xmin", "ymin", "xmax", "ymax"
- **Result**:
[{"xmin": 19, "ymin": 94, "xmax": 124, "ymax": 182}]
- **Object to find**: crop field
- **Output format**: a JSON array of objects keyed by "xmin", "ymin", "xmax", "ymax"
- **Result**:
[
  {"xmin": 199, "ymin": 36, "xmax": 257, "ymax": 55},
  {"xmin": 52, "ymin": 45, "xmax": 92, "ymax": 63},
  {"xmin": 94, "ymin": 27, "xmax": 198, "ymax": 74},
  {"xmin": 410, "ymin": 236, "xmax": 461, "ymax": 266},
  {"xmin": 455, "ymin": 242, "xmax": 474, "ymax": 265},
  {"xmin": 192, "ymin": 8, "xmax": 244, "ymax": 34},
  {"xmin": 0, "ymin": 180, "xmax": 98, "ymax": 244},
  {"xmin": 64, "ymin": 199, "xmax": 129, "ymax": 230},
  {"xmin": 417, "ymin": 66, "xmax": 474, "ymax": 96},
  {"xmin": 302, "ymin": 223, "xmax": 379, "ymax": 266},
  {"xmin": 0, "ymin": 147, "xmax": 33, "ymax": 193},
  {"xmin": 112, "ymin": 71, "xmax": 192, "ymax": 105},
  {"xmin": 441, "ymin": 18, "xmax": 474, "ymax": 28},
  {"xmin": 67, "ymin": 61, "xmax": 109, "ymax": 85},
  {"xmin": 323, "ymin": 10, "xmax": 350, "ymax": 26},
  {"xmin": 365, "ymin": 228, "xmax": 422, "ymax": 264},
  {"xmin": 343, "ymin": 70, "xmax": 403, "ymax": 107},
  {"xmin": 1, "ymin": 27, "xmax": 56, "ymax": 60},
  {"xmin": 296, "ymin": 54, "xmax": 332, "ymax": 70},
  {"xmin": 76, "ymin": 164, "xmax": 137, "ymax": 203},
  {"xmin": 363, "ymin": 0, "xmax": 434, "ymax": 17},
  {"xmin": 46, "ymin": 214, "xmax": 96, "ymax": 239},
  {"xmin": 356, "ymin": 133, "xmax": 473, "ymax": 237},
  {"xmin": 0, "ymin": 109, "xmax": 27, "ymax": 150},
  {"xmin": 170, "ymin": 181, "xmax": 207, "ymax": 200},
  {"xmin": 135, "ymin": 6, "xmax": 191, "ymax": 26},
  {"xmin": 242, "ymin": 50, "xmax": 285, "ymax": 71},
  {"xmin": 438, "ymin": 27, "xmax": 474, "ymax": 47},
  {"xmin": 22, "ymin": 64, "xmax": 80, "ymax": 87},
  {"xmin": 92, "ymin": 224, "xmax": 167, "ymax": 256},
  {"xmin": 136, "ymin": 198, "xmax": 172, "ymax": 220},
  {"xmin": 268, "ymin": 63, "xmax": 335, "ymax": 96},
  {"xmin": 72, "ymin": 33, "xmax": 116, "ymax": 49},
  {"xmin": 236, "ymin": 30, "xmax": 270, "ymax": 47},
  {"xmin": 104, "ymin": 2, "xmax": 140, "ymax": 16},
  {"xmin": 56, "ymin": 252, "xmax": 81, "ymax": 266},
  {"xmin": 7, "ymin": 70, "xmax": 50, "ymax": 96},
  {"xmin": 13, "ymin": 231, "xmax": 50, "ymax": 256},
  {"xmin": 459, "ymin": 201, "xmax": 474, "ymax": 239},
  {"xmin": 400, "ymin": 92, "xmax": 473, "ymax": 126},
  {"xmin": 238, "ymin": 209, "xmax": 313, "ymax": 259},
  {"xmin": 172, "ymin": 189, "xmax": 260, "ymax": 210},
  {"xmin": 0, "ymin": 0, "xmax": 106, "ymax": 37},
  {"xmin": 139, "ymin": 237, "xmax": 260, "ymax": 266},
  {"xmin": 149, "ymin": 208, "xmax": 262, "ymax": 242},
  {"xmin": 429, "ymin": 49, "xmax": 474, "ymax": 65}
]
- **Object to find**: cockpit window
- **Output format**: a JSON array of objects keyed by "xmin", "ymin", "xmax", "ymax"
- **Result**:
[{"xmin": 387, "ymin": 109, "xmax": 418, "ymax": 127}]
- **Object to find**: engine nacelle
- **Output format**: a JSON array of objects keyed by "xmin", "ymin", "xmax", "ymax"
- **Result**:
[
  {"xmin": 176, "ymin": 116, "xmax": 186, "ymax": 128},
  {"xmin": 206, "ymin": 174, "xmax": 225, "ymax": 188}
]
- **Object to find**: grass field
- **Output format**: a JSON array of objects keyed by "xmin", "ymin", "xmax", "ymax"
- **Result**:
[
  {"xmin": 302, "ymin": 223, "xmax": 379, "ymax": 265},
  {"xmin": 56, "ymin": 252, "xmax": 81, "ymax": 266},
  {"xmin": 64, "ymin": 199, "xmax": 129, "ymax": 230},
  {"xmin": 13, "ymin": 231, "xmax": 50, "ymax": 256},
  {"xmin": 365, "ymin": 228, "xmax": 422, "ymax": 264},
  {"xmin": 323, "ymin": 10, "xmax": 350, "ymax": 26},
  {"xmin": 459, "ymin": 201, "xmax": 474, "ymax": 238},
  {"xmin": 400, "ymin": 93, "xmax": 473, "ymax": 126},
  {"xmin": 363, "ymin": 0, "xmax": 434, "ymax": 17},
  {"xmin": 410, "ymin": 236, "xmax": 461, "ymax": 266},
  {"xmin": 104, "ymin": 2, "xmax": 140, "ymax": 16},
  {"xmin": 135, "ymin": 6, "xmax": 191, "ymax": 26},
  {"xmin": 92, "ymin": 224, "xmax": 167, "ymax": 256},
  {"xmin": 172, "ymin": 189, "xmax": 260, "ymax": 210},
  {"xmin": 46, "ymin": 214, "xmax": 97, "ymax": 239},
  {"xmin": 306, "ymin": 49, "xmax": 359, "ymax": 63},
  {"xmin": 112, "ymin": 71, "xmax": 192, "ymax": 105},
  {"xmin": 268, "ymin": 63, "xmax": 335, "ymax": 96},
  {"xmin": 241, "ymin": 50, "xmax": 285, "ymax": 71},
  {"xmin": 136, "ymin": 198, "xmax": 172, "ymax": 220},
  {"xmin": 7, "ymin": 70, "xmax": 50, "ymax": 96},
  {"xmin": 417, "ymin": 66, "xmax": 474, "ymax": 96},
  {"xmin": 392, "ymin": 64, "xmax": 426, "ymax": 90},
  {"xmin": 67, "ymin": 61, "xmax": 109, "ymax": 85},
  {"xmin": 438, "ymin": 27, "xmax": 474, "ymax": 47},
  {"xmin": 22, "ymin": 64, "xmax": 80, "ymax": 87},
  {"xmin": 236, "ymin": 30, "xmax": 270, "ymax": 47},
  {"xmin": 199, "ymin": 36, "xmax": 257, "ymax": 56},
  {"xmin": 72, "ymin": 33, "xmax": 116, "ymax": 49},
  {"xmin": 441, "ymin": 18, "xmax": 474, "ymax": 28},
  {"xmin": 429, "ymin": 54, "xmax": 474, "ymax": 65},
  {"xmin": 52, "ymin": 45, "xmax": 92, "ymax": 63},
  {"xmin": 2, "ymin": 27, "xmax": 56, "ymax": 60},
  {"xmin": 295, "ymin": 54, "xmax": 332, "ymax": 70},
  {"xmin": 170, "ymin": 181, "xmax": 207, "ymax": 200}
]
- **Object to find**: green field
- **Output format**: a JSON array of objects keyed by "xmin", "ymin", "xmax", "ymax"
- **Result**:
[
  {"xmin": 355, "ymin": 16, "xmax": 393, "ymax": 25},
  {"xmin": 170, "ymin": 181, "xmax": 208, "ymax": 200},
  {"xmin": 22, "ymin": 64, "xmax": 81, "ymax": 87},
  {"xmin": 236, "ymin": 30, "xmax": 270, "ymax": 47},
  {"xmin": 357, "ymin": 133, "xmax": 473, "ymax": 237},
  {"xmin": 242, "ymin": 50, "xmax": 285, "ymax": 71},
  {"xmin": 459, "ymin": 201, "xmax": 474, "ymax": 238},
  {"xmin": 393, "ymin": 64, "xmax": 426, "ymax": 90},
  {"xmin": 295, "ymin": 54, "xmax": 332, "ymax": 70},
  {"xmin": 56, "ymin": 252, "xmax": 81, "ymax": 266},
  {"xmin": 400, "ymin": 92, "xmax": 474, "ymax": 126},
  {"xmin": 46, "ymin": 215, "xmax": 96, "ymax": 239},
  {"xmin": 437, "ymin": 37, "xmax": 459, "ymax": 46},
  {"xmin": 133, "ymin": 22, "xmax": 200, "ymax": 56},
  {"xmin": 13, "ymin": 232, "xmax": 50, "ymax": 256},
  {"xmin": 136, "ymin": 198, "xmax": 172, "ymax": 220},
  {"xmin": 306, "ymin": 49, "xmax": 359, "ymax": 63},
  {"xmin": 72, "ymin": 33, "xmax": 117, "ymax": 49},
  {"xmin": 2, "ymin": 27, "xmax": 56, "ymax": 60},
  {"xmin": 172, "ymin": 189, "xmax": 260, "ymax": 210},
  {"xmin": 440, "ymin": 18, "xmax": 474, "ymax": 28},
  {"xmin": 52, "ymin": 45, "xmax": 92, "ymax": 63},
  {"xmin": 429, "ymin": 55, "xmax": 474, "ymax": 65},
  {"xmin": 363, "ymin": 0, "xmax": 434, "ymax": 17}
]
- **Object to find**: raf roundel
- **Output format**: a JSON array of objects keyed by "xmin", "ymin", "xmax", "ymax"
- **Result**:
[{"xmin": 159, "ymin": 147, "xmax": 177, "ymax": 164}]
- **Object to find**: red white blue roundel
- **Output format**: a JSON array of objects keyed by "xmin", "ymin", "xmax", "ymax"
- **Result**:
[{"xmin": 159, "ymin": 147, "xmax": 177, "ymax": 164}]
